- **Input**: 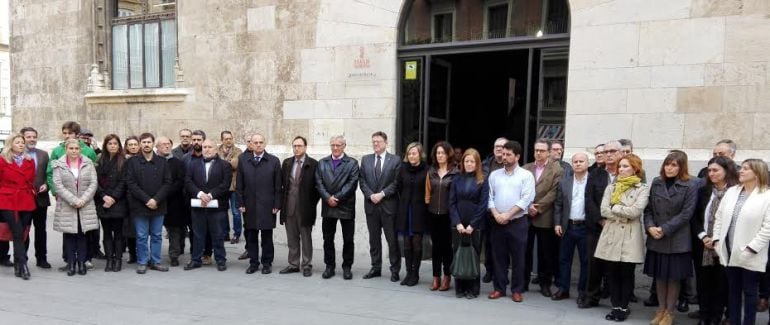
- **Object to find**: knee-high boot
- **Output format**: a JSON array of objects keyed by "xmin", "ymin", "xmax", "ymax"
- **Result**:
[
  {"xmin": 401, "ymin": 242, "xmax": 413, "ymax": 286},
  {"xmin": 113, "ymin": 237, "xmax": 123, "ymax": 271},
  {"xmin": 103, "ymin": 237, "xmax": 113, "ymax": 272}
]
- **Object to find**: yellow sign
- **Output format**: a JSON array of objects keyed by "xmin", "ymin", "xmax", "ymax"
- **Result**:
[{"xmin": 405, "ymin": 61, "xmax": 417, "ymax": 80}]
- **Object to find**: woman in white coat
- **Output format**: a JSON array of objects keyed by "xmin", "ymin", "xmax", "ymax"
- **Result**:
[{"xmin": 711, "ymin": 159, "xmax": 770, "ymax": 325}]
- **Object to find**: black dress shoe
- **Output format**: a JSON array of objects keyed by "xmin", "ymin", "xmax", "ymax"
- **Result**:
[
  {"xmin": 77, "ymin": 262, "xmax": 87, "ymax": 275},
  {"xmin": 551, "ymin": 290, "xmax": 569, "ymax": 300},
  {"xmin": 390, "ymin": 272, "xmax": 400, "ymax": 282},
  {"xmin": 576, "ymin": 294, "xmax": 587, "ymax": 306},
  {"xmin": 540, "ymin": 285, "xmax": 553, "ymax": 298},
  {"xmin": 261, "ymin": 264, "xmax": 272, "ymax": 274},
  {"xmin": 482, "ymin": 272, "xmax": 493, "ymax": 283},
  {"xmin": 184, "ymin": 262, "xmax": 202, "ymax": 271},
  {"xmin": 677, "ymin": 299, "xmax": 689, "ymax": 313},
  {"xmin": 279, "ymin": 266, "xmax": 300, "ymax": 274},
  {"xmin": 217, "ymin": 264, "xmax": 227, "ymax": 271},
  {"xmin": 363, "ymin": 269, "xmax": 381, "ymax": 279},
  {"xmin": 303, "ymin": 267, "xmax": 312, "ymax": 277},
  {"xmin": 36, "ymin": 260, "xmax": 52, "ymax": 269},
  {"xmin": 66, "ymin": 263, "xmax": 76, "ymax": 276},
  {"xmin": 246, "ymin": 265, "xmax": 260, "ymax": 274},
  {"xmin": 170, "ymin": 258, "xmax": 179, "ymax": 267},
  {"xmin": 578, "ymin": 299, "xmax": 599, "ymax": 309},
  {"xmin": 322, "ymin": 267, "xmax": 335, "ymax": 279},
  {"xmin": 343, "ymin": 268, "xmax": 352, "ymax": 280}
]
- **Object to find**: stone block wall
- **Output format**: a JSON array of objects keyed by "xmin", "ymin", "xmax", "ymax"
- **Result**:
[{"xmin": 566, "ymin": 0, "xmax": 770, "ymax": 162}]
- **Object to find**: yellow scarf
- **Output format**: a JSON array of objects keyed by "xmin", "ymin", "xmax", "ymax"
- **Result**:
[{"xmin": 610, "ymin": 175, "xmax": 641, "ymax": 205}]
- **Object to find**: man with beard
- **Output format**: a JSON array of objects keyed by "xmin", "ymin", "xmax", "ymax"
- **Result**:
[
  {"xmin": 172, "ymin": 129, "xmax": 193, "ymax": 160},
  {"xmin": 183, "ymin": 130, "xmax": 214, "ymax": 265},
  {"xmin": 185, "ymin": 139, "xmax": 231, "ymax": 271},
  {"xmin": 156, "ymin": 137, "xmax": 187, "ymax": 267},
  {"xmin": 481, "ymin": 137, "xmax": 507, "ymax": 283}
]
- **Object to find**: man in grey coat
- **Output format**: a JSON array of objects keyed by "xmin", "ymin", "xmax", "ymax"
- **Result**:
[
  {"xmin": 315, "ymin": 135, "xmax": 359, "ymax": 280},
  {"xmin": 359, "ymin": 131, "xmax": 401, "ymax": 282}
]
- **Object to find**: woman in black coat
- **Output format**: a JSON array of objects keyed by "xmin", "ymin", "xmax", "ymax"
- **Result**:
[
  {"xmin": 397, "ymin": 142, "xmax": 428, "ymax": 287},
  {"xmin": 643, "ymin": 150, "xmax": 699, "ymax": 325},
  {"xmin": 691, "ymin": 156, "xmax": 738, "ymax": 325},
  {"xmin": 449, "ymin": 148, "xmax": 489, "ymax": 299},
  {"xmin": 95, "ymin": 135, "xmax": 128, "ymax": 272}
]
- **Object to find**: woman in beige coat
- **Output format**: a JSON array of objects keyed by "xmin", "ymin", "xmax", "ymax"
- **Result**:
[
  {"xmin": 595, "ymin": 154, "xmax": 650, "ymax": 322},
  {"xmin": 52, "ymin": 139, "xmax": 99, "ymax": 276},
  {"xmin": 712, "ymin": 159, "xmax": 770, "ymax": 325}
]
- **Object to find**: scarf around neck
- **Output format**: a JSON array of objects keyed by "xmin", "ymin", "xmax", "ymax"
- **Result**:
[{"xmin": 610, "ymin": 175, "xmax": 641, "ymax": 205}]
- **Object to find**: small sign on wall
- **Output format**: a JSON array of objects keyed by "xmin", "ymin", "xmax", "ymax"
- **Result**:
[{"xmin": 405, "ymin": 61, "xmax": 417, "ymax": 80}]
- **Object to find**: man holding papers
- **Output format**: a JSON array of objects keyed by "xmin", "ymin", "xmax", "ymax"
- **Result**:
[{"xmin": 184, "ymin": 139, "xmax": 232, "ymax": 271}]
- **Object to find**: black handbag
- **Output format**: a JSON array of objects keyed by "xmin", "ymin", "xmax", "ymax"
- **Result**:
[{"xmin": 451, "ymin": 234, "xmax": 479, "ymax": 280}]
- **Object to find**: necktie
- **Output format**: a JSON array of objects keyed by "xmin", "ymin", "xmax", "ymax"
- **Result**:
[
  {"xmin": 255, "ymin": 156, "xmax": 261, "ymax": 163},
  {"xmin": 374, "ymin": 155, "xmax": 382, "ymax": 182},
  {"xmin": 294, "ymin": 159, "xmax": 302, "ymax": 181}
]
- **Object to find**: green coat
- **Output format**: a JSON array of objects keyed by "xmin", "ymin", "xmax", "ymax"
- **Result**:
[{"xmin": 46, "ymin": 140, "xmax": 98, "ymax": 196}]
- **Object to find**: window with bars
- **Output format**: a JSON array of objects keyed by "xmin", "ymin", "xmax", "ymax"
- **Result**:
[
  {"xmin": 487, "ymin": 4, "xmax": 508, "ymax": 39},
  {"xmin": 111, "ymin": 1, "xmax": 177, "ymax": 90}
]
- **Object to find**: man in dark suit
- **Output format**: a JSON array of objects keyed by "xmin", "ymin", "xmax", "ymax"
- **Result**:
[
  {"xmin": 237, "ymin": 133, "xmax": 282, "ymax": 275},
  {"xmin": 359, "ymin": 131, "xmax": 401, "ymax": 282},
  {"xmin": 156, "ymin": 137, "xmax": 188, "ymax": 267},
  {"xmin": 21, "ymin": 127, "xmax": 51, "ymax": 268},
  {"xmin": 184, "ymin": 139, "xmax": 231, "ymax": 271},
  {"xmin": 552, "ymin": 152, "xmax": 590, "ymax": 303},
  {"xmin": 279, "ymin": 136, "xmax": 320, "ymax": 277},
  {"xmin": 582, "ymin": 140, "xmax": 622, "ymax": 308},
  {"xmin": 315, "ymin": 135, "xmax": 359, "ymax": 280},
  {"xmin": 522, "ymin": 139, "xmax": 564, "ymax": 297}
]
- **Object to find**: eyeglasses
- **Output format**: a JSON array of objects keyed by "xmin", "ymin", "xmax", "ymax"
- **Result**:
[{"xmin": 605, "ymin": 149, "xmax": 619, "ymax": 154}]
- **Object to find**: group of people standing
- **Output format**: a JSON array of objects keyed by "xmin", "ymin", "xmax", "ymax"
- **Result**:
[{"xmin": 2, "ymin": 122, "xmax": 770, "ymax": 325}]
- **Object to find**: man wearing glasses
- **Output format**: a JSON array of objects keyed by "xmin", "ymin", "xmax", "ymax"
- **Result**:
[{"xmin": 588, "ymin": 144, "xmax": 606, "ymax": 173}]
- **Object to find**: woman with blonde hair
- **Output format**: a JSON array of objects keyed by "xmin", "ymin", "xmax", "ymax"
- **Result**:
[
  {"xmin": 448, "ymin": 148, "xmax": 488, "ymax": 298},
  {"xmin": 0, "ymin": 134, "xmax": 36, "ymax": 280},
  {"xmin": 52, "ymin": 138, "xmax": 99, "ymax": 276},
  {"xmin": 396, "ymin": 142, "xmax": 429, "ymax": 286},
  {"xmin": 712, "ymin": 159, "xmax": 770, "ymax": 325},
  {"xmin": 595, "ymin": 153, "xmax": 650, "ymax": 321}
]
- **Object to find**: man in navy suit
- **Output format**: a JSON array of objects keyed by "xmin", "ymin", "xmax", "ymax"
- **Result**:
[
  {"xmin": 183, "ymin": 139, "xmax": 232, "ymax": 271},
  {"xmin": 359, "ymin": 131, "xmax": 401, "ymax": 282}
]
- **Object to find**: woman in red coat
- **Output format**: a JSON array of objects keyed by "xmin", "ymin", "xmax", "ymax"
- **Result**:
[{"xmin": 0, "ymin": 134, "xmax": 36, "ymax": 280}]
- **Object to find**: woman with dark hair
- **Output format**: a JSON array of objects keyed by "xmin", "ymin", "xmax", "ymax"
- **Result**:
[
  {"xmin": 96, "ymin": 134, "xmax": 129, "ymax": 272},
  {"xmin": 449, "ymin": 148, "xmax": 488, "ymax": 298},
  {"xmin": 713, "ymin": 159, "xmax": 770, "ymax": 325},
  {"xmin": 425, "ymin": 141, "xmax": 458, "ymax": 291},
  {"xmin": 122, "ymin": 135, "xmax": 139, "ymax": 263},
  {"xmin": 692, "ymin": 156, "xmax": 738, "ymax": 325},
  {"xmin": 595, "ymin": 154, "xmax": 650, "ymax": 321},
  {"xmin": 643, "ymin": 151, "xmax": 699, "ymax": 325},
  {"xmin": 397, "ymin": 142, "xmax": 429, "ymax": 286},
  {"xmin": 0, "ymin": 134, "xmax": 36, "ymax": 280}
]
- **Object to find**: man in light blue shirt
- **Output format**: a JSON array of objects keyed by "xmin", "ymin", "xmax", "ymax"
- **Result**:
[{"xmin": 486, "ymin": 140, "xmax": 535, "ymax": 302}]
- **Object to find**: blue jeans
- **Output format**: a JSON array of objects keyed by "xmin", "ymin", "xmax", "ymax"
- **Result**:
[
  {"xmin": 558, "ymin": 223, "xmax": 588, "ymax": 295},
  {"xmin": 134, "ymin": 215, "xmax": 164, "ymax": 265},
  {"xmin": 223, "ymin": 192, "xmax": 242, "ymax": 238}
]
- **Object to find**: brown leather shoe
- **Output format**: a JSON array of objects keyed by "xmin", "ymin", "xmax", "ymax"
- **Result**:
[
  {"xmin": 551, "ymin": 290, "xmax": 569, "ymax": 301},
  {"xmin": 439, "ymin": 275, "xmax": 451, "ymax": 291},
  {"xmin": 512, "ymin": 292, "xmax": 523, "ymax": 303},
  {"xmin": 430, "ymin": 277, "xmax": 440, "ymax": 291},
  {"xmin": 238, "ymin": 251, "xmax": 249, "ymax": 260},
  {"xmin": 488, "ymin": 291, "xmax": 504, "ymax": 300}
]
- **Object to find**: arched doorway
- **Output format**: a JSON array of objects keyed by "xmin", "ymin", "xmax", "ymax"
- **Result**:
[{"xmin": 396, "ymin": 0, "xmax": 570, "ymax": 160}]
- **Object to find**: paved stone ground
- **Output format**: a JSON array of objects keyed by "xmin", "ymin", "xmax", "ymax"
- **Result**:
[{"xmin": 1, "ymin": 221, "xmax": 768, "ymax": 325}]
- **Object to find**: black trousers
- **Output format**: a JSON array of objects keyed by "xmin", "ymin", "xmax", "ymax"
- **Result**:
[
  {"xmin": 586, "ymin": 232, "xmax": 605, "ymax": 303},
  {"xmin": 23, "ymin": 205, "xmax": 48, "ymax": 261},
  {"xmin": 322, "ymin": 217, "xmax": 354, "ymax": 269},
  {"xmin": 606, "ymin": 261, "xmax": 635, "ymax": 309},
  {"xmin": 191, "ymin": 209, "xmax": 227, "ymax": 265},
  {"xmin": 86, "ymin": 229, "xmax": 100, "ymax": 260},
  {"xmin": 482, "ymin": 225, "xmax": 495, "ymax": 276},
  {"xmin": 366, "ymin": 210, "xmax": 400, "ymax": 273},
  {"xmin": 726, "ymin": 266, "xmax": 761, "ymax": 325},
  {"xmin": 63, "ymin": 217, "xmax": 87, "ymax": 264},
  {"xmin": 452, "ymin": 230, "xmax": 481, "ymax": 295},
  {"xmin": 167, "ymin": 226, "xmax": 185, "ymax": 259},
  {"xmin": 100, "ymin": 218, "xmax": 123, "ymax": 259},
  {"xmin": 245, "ymin": 228, "xmax": 273, "ymax": 266},
  {"xmin": 0, "ymin": 210, "xmax": 32, "ymax": 264},
  {"xmin": 696, "ymin": 262, "xmax": 728, "ymax": 322},
  {"xmin": 525, "ymin": 225, "xmax": 560, "ymax": 287},
  {"xmin": 429, "ymin": 213, "xmax": 453, "ymax": 277},
  {"xmin": 491, "ymin": 217, "xmax": 528, "ymax": 294}
]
